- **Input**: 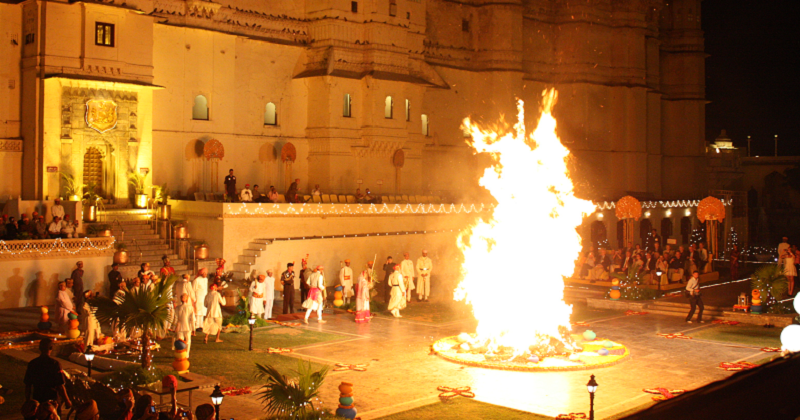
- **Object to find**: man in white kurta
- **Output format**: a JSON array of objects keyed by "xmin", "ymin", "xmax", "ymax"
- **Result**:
[
  {"xmin": 416, "ymin": 250, "xmax": 433, "ymax": 302},
  {"xmin": 400, "ymin": 252, "xmax": 416, "ymax": 302},
  {"xmin": 264, "ymin": 270, "xmax": 276, "ymax": 319},
  {"xmin": 387, "ymin": 265, "xmax": 406, "ymax": 317},
  {"xmin": 339, "ymin": 260, "xmax": 354, "ymax": 305},
  {"xmin": 249, "ymin": 275, "xmax": 267, "ymax": 318},
  {"xmin": 302, "ymin": 266, "xmax": 327, "ymax": 324},
  {"xmin": 192, "ymin": 268, "xmax": 209, "ymax": 331},
  {"xmin": 174, "ymin": 293, "xmax": 195, "ymax": 357},
  {"xmin": 56, "ymin": 282, "xmax": 73, "ymax": 333},
  {"xmin": 203, "ymin": 284, "xmax": 226, "ymax": 343}
]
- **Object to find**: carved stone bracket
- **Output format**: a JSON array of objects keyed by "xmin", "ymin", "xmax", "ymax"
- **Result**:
[
  {"xmin": 0, "ymin": 140, "xmax": 23, "ymax": 152},
  {"xmin": 186, "ymin": 0, "xmax": 222, "ymax": 18}
]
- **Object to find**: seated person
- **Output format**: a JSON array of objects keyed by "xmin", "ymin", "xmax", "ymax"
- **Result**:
[
  {"xmin": 312, "ymin": 184, "xmax": 322, "ymax": 196},
  {"xmin": 364, "ymin": 188, "xmax": 379, "ymax": 204},
  {"xmin": 355, "ymin": 188, "xmax": 366, "ymax": 203},
  {"xmin": 61, "ymin": 214, "xmax": 78, "ymax": 238},
  {"xmin": 19, "ymin": 214, "xmax": 33, "ymax": 236},
  {"xmin": 611, "ymin": 249, "xmax": 623, "ymax": 272},
  {"xmin": 5, "ymin": 216, "xmax": 19, "ymax": 239},
  {"xmin": 267, "ymin": 186, "xmax": 279, "ymax": 203},
  {"xmin": 252, "ymin": 184, "xmax": 267, "ymax": 202},
  {"xmin": 667, "ymin": 251, "xmax": 684, "ymax": 283},
  {"xmin": 48, "ymin": 216, "xmax": 63, "ymax": 238},
  {"xmin": 33, "ymin": 215, "xmax": 49, "ymax": 239},
  {"xmin": 239, "ymin": 184, "xmax": 253, "ymax": 202}
]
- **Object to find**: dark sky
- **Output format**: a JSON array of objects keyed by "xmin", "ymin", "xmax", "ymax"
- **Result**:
[{"xmin": 703, "ymin": 0, "xmax": 800, "ymax": 156}]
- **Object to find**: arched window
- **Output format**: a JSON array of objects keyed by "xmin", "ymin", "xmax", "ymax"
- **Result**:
[
  {"xmin": 192, "ymin": 95, "xmax": 208, "ymax": 120},
  {"xmin": 639, "ymin": 219, "xmax": 652, "ymax": 244},
  {"xmin": 384, "ymin": 96, "xmax": 393, "ymax": 119},
  {"xmin": 405, "ymin": 99, "xmax": 410, "ymax": 121},
  {"xmin": 680, "ymin": 217, "xmax": 692, "ymax": 245},
  {"xmin": 661, "ymin": 218, "xmax": 673, "ymax": 239},
  {"xmin": 264, "ymin": 102, "xmax": 277, "ymax": 125},
  {"xmin": 616, "ymin": 220, "xmax": 625, "ymax": 248},
  {"xmin": 343, "ymin": 94, "xmax": 352, "ymax": 117},
  {"xmin": 421, "ymin": 114, "xmax": 429, "ymax": 136},
  {"xmin": 590, "ymin": 221, "xmax": 607, "ymax": 246}
]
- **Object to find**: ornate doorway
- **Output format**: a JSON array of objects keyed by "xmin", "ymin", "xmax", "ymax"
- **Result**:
[{"xmin": 83, "ymin": 147, "xmax": 106, "ymax": 198}]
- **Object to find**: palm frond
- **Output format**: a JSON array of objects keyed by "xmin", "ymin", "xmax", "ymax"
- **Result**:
[
  {"xmin": 255, "ymin": 361, "xmax": 329, "ymax": 419},
  {"xmin": 751, "ymin": 264, "xmax": 789, "ymax": 300}
]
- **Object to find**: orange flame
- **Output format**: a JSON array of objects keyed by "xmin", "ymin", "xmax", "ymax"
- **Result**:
[{"xmin": 456, "ymin": 89, "xmax": 595, "ymax": 356}]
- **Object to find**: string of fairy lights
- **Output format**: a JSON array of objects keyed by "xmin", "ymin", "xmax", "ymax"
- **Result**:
[
  {"xmin": 224, "ymin": 202, "xmax": 490, "ymax": 216},
  {"xmin": 593, "ymin": 199, "xmax": 734, "ymax": 211},
  {"xmin": 0, "ymin": 237, "xmax": 116, "ymax": 256}
]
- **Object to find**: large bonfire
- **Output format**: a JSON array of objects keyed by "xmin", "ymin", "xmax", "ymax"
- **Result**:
[{"xmin": 455, "ymin": 89, "xmax": 596, "ymax": 360}]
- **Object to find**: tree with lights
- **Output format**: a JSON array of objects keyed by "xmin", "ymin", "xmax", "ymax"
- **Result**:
[{"xmin": 91, "ymin": 275, "xmax": 176, "ymax": 368}]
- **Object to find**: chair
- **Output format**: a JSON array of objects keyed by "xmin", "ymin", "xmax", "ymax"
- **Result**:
[
  {"xmin": 415, "ymin": 195, "xmax": 426, "ymax": 203},
  {"xmin": 194, "ymin": 192, "xmax": 205, "ymax": 201},
  {"xmin": 275, "ymin": 195, "xmax": 286, "ymax": 203},
  {"xmin": 330, "ymin": 195, "xmax": 339, "ymax": 203},
  {"xmin": 409, "ymin": 195, "xmax": 418, "ymax": 204},
  {"xmin": 401, "ymin": 195, "xmax": 409, "ymax": 203},
  {"xmin": 302, "ymin": 195, "xmax": 311, "ymax": 203},
  {"xmin": 338, "ymin": 195, "xmax": 347, "ymax": 203},
  {"xmin": 321, "ymin": 194, "xmax": 331, "ymax": 203},
  {"xmin": 312, "ymin": 195, "xmax": 322, "ymax": 203},
  {"xmin": 384, "ymin": 196, "xmax": 394, "ymax": 204},
  {"xmin": 346, "ymin": 195, "xmax": 357, "ymax": 204}
]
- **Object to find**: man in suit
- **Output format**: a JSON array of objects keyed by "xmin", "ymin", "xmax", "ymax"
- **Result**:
[
  {"xmin": 382, "ymin": 256, "xmax": 394, "ymax": 303},
  {"xmin": 281, "ymin": 263, "xmax": 296, "ymax": 314},
  {"xmin": 224, "ymin": 169, "xmax": 237, "ymax": 202}
]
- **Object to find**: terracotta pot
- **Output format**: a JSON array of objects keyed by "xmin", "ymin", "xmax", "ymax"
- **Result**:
[
  {"xmin": 40, "ymin": 314, "xmax": 49, "ymax": 322},
  {"xmin": 68, "ymin": 319, "xmax": 80, "ymax": 329},
  {"xmin": 195, "ymin": 245, "xmax": 209, "ymax": 260},
  {"xmin": 174, "ymin": 349, "xmax": 188, "ymax": 360},
  {"xmin": 66, "ymin": 329, "xmax": 81, "ymax": 339},
  {"xmin": 41, "ymin": 306, "xmax": 49, "ymax": 314},
  {"xmin": 175, "ymin": 226, "xmax": 187, "ymax": 239},
  {"xmin": 172, "ymin": 359, "xmax": 190, "ymax": 372},
  {"xmin": 338, "ymin": 382, "xmax": 353, "ymax": 395},
  {"xmin": 158, "ymin": 204, "xmax": 171, "ymax": 220},
  {"xmin": 114, "ymin": 250, "xmax": 129, "ymax": 265},
  {"xmin": 98, "ymin": 229, "xmax": 112, "ymax": 237}
]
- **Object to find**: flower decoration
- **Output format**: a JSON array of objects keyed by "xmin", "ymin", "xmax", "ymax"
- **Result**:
[
  {"xmin": 697, "ymin": 196, "xmax": 726, "ymax": 222},
  {"xmin": 615, "ymin": 196, "xmax": 642, "ymax": 220}
]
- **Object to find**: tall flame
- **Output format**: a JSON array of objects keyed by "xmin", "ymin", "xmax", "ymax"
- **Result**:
[{"xmin": 456, "ymin": 89, "xmax": 595, "ymax": 356}]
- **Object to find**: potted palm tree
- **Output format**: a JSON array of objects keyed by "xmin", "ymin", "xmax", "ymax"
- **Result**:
[
  {"xmin": 90, "ymin": 275, "xmax": 176, "ymax": 368},
  {"xmin": 61, "ymin": 172, "xmax": 83, "ymax": 202},
  {"xmin": 155, "ymin": 183, "xmax": 171, "ymax": 220},
  {"xmin": 751, "ymin": 264, "xmax": 789, "ymax": 311},
  {"xmin": 113, "ymin": 242, "xmax": 129, "ymax": 265},
  {"xmin": 82, "ymin": 183, "xmax": 102, "ymax": 222},
  {"xmin": 128, "ymin": 170, "xmax": 149, "ymax": 209},
  {"xmin": 255, "ymin": 361, "xmax": 330, "ymax": 420}
]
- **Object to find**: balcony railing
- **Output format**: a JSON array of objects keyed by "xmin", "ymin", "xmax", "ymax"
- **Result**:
[{"xmin": 0, "ymin": 237, "xmax": 116, "ymax": 260}]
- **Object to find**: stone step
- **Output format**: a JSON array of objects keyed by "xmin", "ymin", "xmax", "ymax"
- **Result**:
[
  {"xmin": 648, "ymin": 301, "xmax": 727, "ymax": 312},
  {"xmin": 231, "ymin": 270, "xmax": 248, "ymax": 281},
  {"xmin": 250, "ymin": 239, "xmax": 270, "ymax": 246},
  {"xmin": 238, "ymin": 255, "xmax": 257, "ymax": 265},
  {"xmin": 233, "ymin": 262, "xmax": 253, "ymax": 272},
  {"xmin": 122, "ymin": 233, "xmax": 161, "ymax": 240},
  {"xmin": 111, "ymin": 226, "xmax": 154, "ymax": 234},
  {"xmin": 243, "ymin": 249, "xmax": 261, "ymax": 257},
  {"xmin": 121, "ymin": 244, "xmax": 170, "ymax": 252}
]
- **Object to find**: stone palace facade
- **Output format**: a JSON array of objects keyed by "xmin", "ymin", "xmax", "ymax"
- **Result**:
[{"xmin": 0, "ymin": 0, "xmax": 705, "ymax": 203}]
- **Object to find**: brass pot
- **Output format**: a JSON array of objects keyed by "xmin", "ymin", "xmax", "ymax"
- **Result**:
[
  {"xmin": 158, "ymin": 204, "xmax": 171, "ymax": 220},
  {"xmin": 114, "ymin": 250, "xmax": 129, "ymax": 265},
  {"xmin": 175, "ymin": 226, "xmax": 187, "ymax": 239},
  {"xmin": 98, "ymin": 229, "xmax": 112, "ymax": 237},
  {"xmin": 135, "ymin": 194, "xmax": 148, "ymax": 209},
  {"xmin": 195, "ymin": 244, "xmax": 209, "ymax": 260},
  {"xmin": 83, "ymin": 205, "xmax": 97, "ymax": 222}
]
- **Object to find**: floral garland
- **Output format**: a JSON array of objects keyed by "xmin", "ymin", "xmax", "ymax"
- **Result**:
[
  {"xmin": 657, "ymin": 332, "xmax": 692, "ymax": 340},
  {"xmin": 267, "ymin": 347, "xmax": 293, "ymax": 354},
  {"xmin": 437, "ymin": 386, "xmax": 474, "ymax": 399},
  {"xmin": 220, "ymin": 386, "xmax": 251, "ymax": 396},
  {"xmin": 712, "ymin": 320, "xmax": 740, "ymax": 325},
  {"xmin": 718, "ymin": 362, "xmax": 757, "ymax": 371},
  {"xmin": 625, "ymin": 310, "xmax": 649, "ymax": 316},
  {"xmin": 761, "ymin": 347, "xmax": 781, "ymax": 352},
  {"xmin": 643, "ymin": 388, "xmax": 686, "ymax": 401},
  {"xmin": 556, "ymin": 413, "xmax": 587, "ymax": 419},
  {"xmin": 333, "ymin": 363, "xmax": 368, "ymax": 372}
]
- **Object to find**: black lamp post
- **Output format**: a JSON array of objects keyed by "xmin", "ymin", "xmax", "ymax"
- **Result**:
[
  {"xmin": 85, "ymin": 346, "xmax": 95, "ymax": 377},
  {"xmin": 248, "ymin": 315, "xmax": 256, "ymax": 351},
  {"xmin": 655, "ymin": 269, "xmax": 663, "ymax": 292},
  {"xmin": 210, "ymin": 384, "xmax": 224, "ymax": 420},
  {"xmin": 587, "ymin": 374, "xmax": 598, "ymax": 420}
]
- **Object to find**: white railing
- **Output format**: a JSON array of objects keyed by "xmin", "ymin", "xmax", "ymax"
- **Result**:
[{"xmin": 0, "ymin": 237, "xmax": 115, "ymax": 260}]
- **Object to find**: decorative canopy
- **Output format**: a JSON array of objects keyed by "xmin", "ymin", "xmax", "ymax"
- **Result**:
[
  {"xmin": 281, "ymin": 142, "xmax": 297, "ymax": 163},
  {"xmin": 697, "ymin": 196, "xmax": 726, "ymax": 222},
  {"xmin": 203, "ymin": 139, "xmax": 224, "ymax": 160},
  {"xmin": 615, "ymin": 196, "xmax": 642, "ymax": 221}
]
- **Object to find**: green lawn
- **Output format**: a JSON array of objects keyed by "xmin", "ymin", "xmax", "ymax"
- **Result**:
[
  {"xmin": 146, "ymin": 325, "xmax": 345, "ymax": 387},
  {"xmin": 373, "ymin": 301, "xmax": 473, "ymax": 324},
  {"xmin": 0, "ymin": 352, "xmax": 33, "ymax": 417},
  {"xmin": 374, "ymin": 398, "xmax": 553, "ymax": 420},
  {"xmin": 691, "ymin": 324, "xmax": 782, "ymax": 348}
]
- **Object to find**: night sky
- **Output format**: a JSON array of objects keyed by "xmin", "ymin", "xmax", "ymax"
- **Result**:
[{"xmin": 702, "ymin": 0, "xmax": 800, "ymax": 156}]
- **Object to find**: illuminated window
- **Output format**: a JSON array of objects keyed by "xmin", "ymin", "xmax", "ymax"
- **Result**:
[
  {"xmin": 264, "ymin": 102, "xmax": 277, "ymax": 125},
  {"xmin": 421, "ymin": 114, "xmax": 429, "ymax": 136},
  {"xmin": 343, "ymin": 94, "xmax": 352, "ymax": 117},
  {"xmin": 405, "ymin": 99, "xmax": 410, "ymax": 121},
  {"xmin": 192, "ymin": 95, "xmax": 209, "ymax": 120},
  {"xmin": 385, "ymin": 96, "xmax": 393, "ymax": 119},
  {"xmin": 95, "ymin": 22, "xmax": 115, "ymax": 47}
]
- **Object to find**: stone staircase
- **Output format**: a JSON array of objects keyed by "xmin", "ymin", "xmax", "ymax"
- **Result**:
[
  {"xmin": 230, "ymin": 238, "xmax": 272, "ymax": 280},
  {"xmin": 642, "ymin": 300, "xmax": 728, "ymax": 319},
  {"xmin": 97, "ymin": 209, "xmax": 193, "ymax": 279}
]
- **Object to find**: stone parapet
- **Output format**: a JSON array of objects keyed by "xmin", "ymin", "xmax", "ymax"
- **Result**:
[{"xmin": 0, "ymin": 237, "xmax": 115, "ymax": 261}]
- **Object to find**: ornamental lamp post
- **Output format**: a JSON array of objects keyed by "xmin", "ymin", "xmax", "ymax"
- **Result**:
[
  {"xmin": 210, "ymin": 384, "xmax": 224, "ymax": 420},
  {"xmin": 248, "ymin": 314, "xmax": 256, "ymax": 351},
  {"xmin": 587, "ymin": 374, "xmax": 598, "ymax": 420},
  {"xmin": 655, "ymin": 269, "xmax": 664, "ymax": 292},
  {"xmin": 85, "ymin": 346, "xmax": 95, "ymax": 377}
]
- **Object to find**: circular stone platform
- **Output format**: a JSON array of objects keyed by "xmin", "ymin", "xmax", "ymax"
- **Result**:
[{"xmin": 432, "ymin": 334, "xmax": 630, "ymax": 372}]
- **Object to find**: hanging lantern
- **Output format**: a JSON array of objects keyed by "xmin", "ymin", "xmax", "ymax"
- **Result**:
[{"xmin": 615, "ymin": 196, "xmax": 642, "ymax": 248}]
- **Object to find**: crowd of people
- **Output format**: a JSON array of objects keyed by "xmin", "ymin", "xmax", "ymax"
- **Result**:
[
  {"xmin": 0, "ymin": 199, "xmax": 80, "ymax": 241},
  {"xmin": 573, "ymin": 230, "xmax": 713, "ymax": 285},
  {"xmin": 224, "ymin": 169, "xmax": 381, "ymax": 204}
]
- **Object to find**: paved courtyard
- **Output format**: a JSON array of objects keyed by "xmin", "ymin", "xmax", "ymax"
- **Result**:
[{"xmin": 268, "ymin": 308, "xmax": 772, "ymax": 419}]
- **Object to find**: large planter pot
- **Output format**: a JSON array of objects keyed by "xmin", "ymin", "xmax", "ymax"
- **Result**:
[
  {"xmin": 114, "ymin": 250, "xmax": 129, "ymax": 265},
  {"xmin": 195, "ymin": 245, "xmax": 209, "ymax": 260},
  {"xmin": 98, "ymin": 229, "xmax": 112, "ymax": 237},
  {"xmin": 158, "ymin": 204, "xmax": 171, "ymax": 220},
  {"xmin": 174, "ymin": 226, "xmax": 187, "ymax": 239},
  {"xmin": 69, "ymin": 194, "xmax": 80, "ymax": 202},
  {"xmin": 83, "ymin": 205, "xmax": 97, "ymax": 222},
  {"xmin": 134, "ymin": 194, "xmax": 148, "ymax": 209}
]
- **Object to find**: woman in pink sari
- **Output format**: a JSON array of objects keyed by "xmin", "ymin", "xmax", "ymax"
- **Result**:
[{"xmin": 355, "ymin": 262, "xmax": 375, "ymax": 323}]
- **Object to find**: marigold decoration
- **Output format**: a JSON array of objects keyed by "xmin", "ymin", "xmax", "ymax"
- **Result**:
[
  {"xmin": 761, "ymin": 347, "xmax": 781, "ymax": 352},
  {"xmin": 267, "ymin": 347, "xmax": 292, "ymax": 354},
  {"xmin": 712, "ymin": 320, "xmax": 740, "ymax": 325},
  {"xmin": 625, "ymin": 310, "xmax": 649, "ymax": 316},
  {"xmin": 38, "ymin": 306, "xmax": 52, "ymax": 331},
  {"xmin": 718, "ymin": 361, "xmax": 757, "ymax": 371},
  {"xmin": 556, "ymin": 413, "xmax": 588, "ymax": 419},
  {"xmin": 615, "ymin": 196, "xmax": 642, "ymax": 247},
  {"xmin": 572, "ymin": 321, "xmax": 590, "ymax": 327},
  {"xmin": 333, "ymin": 363, "xmax": 368, "ymax": 372},
  {"xmin": 657, "ymin": 332, "xmax": 692, "ymax": 340},
  {"xmin": 643, "ymin": 388, "xmax": 686, "ymax": 401},
  {"xmin": 172, "ymin": 339, "xmax": 190, "ymax": 373},
  {"xmin": 697, "ymin": 196, "xmax": 726, "ymax": 263},
  {"xmin": 220, "ymin": 386, "xmax": 252, "ymax": 396},
  {"xmin": 437, "ymin": 386, "xmax": 475, "ymax": 400}
]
